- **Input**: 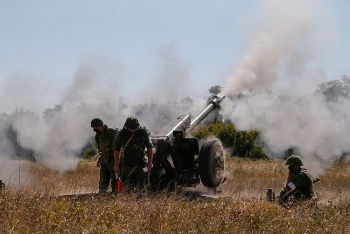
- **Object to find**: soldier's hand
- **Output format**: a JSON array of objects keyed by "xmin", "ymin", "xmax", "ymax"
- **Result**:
[{"xmin": 96, "ymin": 155, "xmax": 101, "ymax": 167}]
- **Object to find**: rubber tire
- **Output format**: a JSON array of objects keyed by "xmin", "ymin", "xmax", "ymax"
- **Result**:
[{"xmin": 199, "ymin": 139, "xmax": 225, "ymax": 188}]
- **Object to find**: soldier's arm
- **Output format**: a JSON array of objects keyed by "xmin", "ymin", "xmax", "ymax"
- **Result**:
[
  {"xmin": 146, "ymin": 147, "xmax": 153, "ymax": 171},
  {"xmin": 114, "ymin": 151, "xmax": 120, "ymax": 174},
  {"xmin": 95, "ymin": 134, "xmax": 98, "ymax": 145},
  {"xmin": 108, "ymin": 128, "xmax": 118, "ymax": 145},
  {"xmin": 286, "ymin": 174, "xmax": 305, "ymax": 192},
  {"xmin": 286, "ymin": 171, "xmax": 293, "ymax": 184},
  {"xmin": 113, "ymin": 131, "xmax": 123, "ymax": 174},
  {"xmin": 281, "ymin": 172, "xmax": 294, "ymax": 192},
  {"xmin": 144, "ymin": 129, "xmax": 154, "ymax": 171},
  {"xmin": 113, "ymin": 131, "xmax": 122, "ymax": 151},
  {"xmin": 94, "ymin": 134, "xmax": 101, "ymax": 167}
]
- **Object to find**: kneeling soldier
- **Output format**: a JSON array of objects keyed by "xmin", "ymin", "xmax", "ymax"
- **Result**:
[{"xmin": 279, "ymin": 155, "xmax": 314, "ymax": 204}]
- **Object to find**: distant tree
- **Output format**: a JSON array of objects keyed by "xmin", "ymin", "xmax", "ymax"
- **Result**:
[
  {"xmin": 179, "ymin": 97, "xmax": 194, "ymax": 108},
  {"xmin": 117, "ymin": 97, "xmax": 128, "ymax": 111},
  {"xmin": 233, "ymin": 130, "xmax": 267, "ymax": 159},
  {"xmin": 208, "ymin": 85, "xmax": 222, "ymax": 95},
  {"xmin": 4, "ymin": 124, "xmax": 36, "ymax": 161},
  {"xmin": 317, "ymin": 75, "xmax": 350, "ymax": 101},
  {"xmin": 42, "ymin": 104, "xmax": 63, "ymax": 122}
]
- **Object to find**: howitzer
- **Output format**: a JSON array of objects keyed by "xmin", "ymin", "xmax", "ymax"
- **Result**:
[{"xmin": 149, "ymin": 94, "xmax": 225, "ymax": 190}]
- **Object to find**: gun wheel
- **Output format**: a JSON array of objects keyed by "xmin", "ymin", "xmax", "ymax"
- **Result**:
[{"xmin": 199, "ymin": 139, "xmax": 225, "ymax": 188}]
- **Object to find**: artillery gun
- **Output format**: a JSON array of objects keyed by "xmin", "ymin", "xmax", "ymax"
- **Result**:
[{"xmin": 149, "ymin": 94, "xmax": 225, "ymax": 191}]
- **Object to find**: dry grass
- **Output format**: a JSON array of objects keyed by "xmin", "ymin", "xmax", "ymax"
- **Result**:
[{"xmin": 1, "ymin": 157, "xmax": 349, "ymax": 233}]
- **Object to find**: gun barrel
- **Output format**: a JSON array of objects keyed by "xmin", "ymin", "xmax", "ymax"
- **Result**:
[
  {"xmin": 152, "ymin": 93, "xmax": 225, "ymax": 140},
  {"xmin": 153, "ymin": 114, "xmax": 191, "ymax": 140},
  {"xmin": 186, "ymin": 104, "xmax": 215, "ymax": 133},
  {"xmin": 186, "ymin": 93, "xmax": 225, "ymax": 134}
]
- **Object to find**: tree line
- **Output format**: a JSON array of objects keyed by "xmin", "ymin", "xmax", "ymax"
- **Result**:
[{"xmin": 1, "ymin": 75, "xmax": 349, "ymax": 161}]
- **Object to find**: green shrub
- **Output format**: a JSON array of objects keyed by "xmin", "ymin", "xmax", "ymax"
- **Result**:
[
  {"xmin": 193, "ymin": 122, "xmax": 236, "ymax": 148},
  {"xmin": 250, "ymin": 145, "xmax": 267, "ymax": 159},
  {"xmin": 193, "ymin": 122, "xmax": 266, "ymax": 159},
  {"xmin": 80, "ymin": 137, "xmax": 98, "ymax": 159}
]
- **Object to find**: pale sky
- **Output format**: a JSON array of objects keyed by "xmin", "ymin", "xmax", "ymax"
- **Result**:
[{"xmin": 0, "ymin": 0, "xmax": 349, "ymax": 113}]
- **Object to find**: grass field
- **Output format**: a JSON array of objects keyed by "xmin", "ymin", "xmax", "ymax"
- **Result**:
[{"xmin": 1, "ymin": 156, "xmax": 349, "ymax": 233}]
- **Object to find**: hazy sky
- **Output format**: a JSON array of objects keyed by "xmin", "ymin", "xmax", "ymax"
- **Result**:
[{"xmin": 1, "ymin": 0, "xmax": 349, "ymax": 113}]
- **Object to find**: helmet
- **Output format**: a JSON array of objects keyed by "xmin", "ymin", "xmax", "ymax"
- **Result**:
[
  {"xmin": 124, "ymin": 116, "xmax": 140, "ymax": 130},
  {"xmin": 285, "ymin": 155, "xmax": 303, "ymax": 166},
  {"xmin": 91, "ymin": 118, "xmax": 104, "ymax": 127}
]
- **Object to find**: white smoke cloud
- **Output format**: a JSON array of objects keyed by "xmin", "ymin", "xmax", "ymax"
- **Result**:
[
  {"xmin": 136, "ymin": 43, "xmax": 192, "ymax": 102},
  {"xmin": 0, "ymin": 45, "xmax": 210, "ymax": 184},
  {"xmin": 223, "ymin": 0, "xmax": 338, "ymax": 96},
  {"xmin": 0, "ymin": 72, "xmax": 53, "ymax": 114},
  {"xmin": 222, "ymin": 0, "xmax": 346, "ymax": 176}
]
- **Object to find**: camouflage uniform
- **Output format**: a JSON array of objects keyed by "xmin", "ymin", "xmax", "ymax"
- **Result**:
[
  {"xmin": 92, "ymin": 119, "xmax": 118, "ymax": 193},
  {"xmin": 279, "ymin": 155, "xmax": 314, "ymax": 204},
  {"xmin": 113, "ymin": 118, "xmax": 153, "ymax": 189},
  {"xmin": 280, "ymin": 168, "xmax": 314, "ymax": 202}
]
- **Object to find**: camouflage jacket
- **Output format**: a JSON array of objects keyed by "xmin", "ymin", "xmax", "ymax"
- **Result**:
[
  {"xmin": 113, "ymin": 126, "xmax": 153, "ymax": 167},
  {"xmin": 287, "ymin": 168, "xmax": 314, "ymax": 199},
  {"xmin": 95, "ymin": 125, "xmax": 118, "ymax": 164}
]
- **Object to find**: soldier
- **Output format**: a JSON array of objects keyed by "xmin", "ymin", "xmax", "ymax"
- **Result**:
[
  {"xmin": 113, "ymin": 116, "xmax": 153, "ymax": 190},
  {"xmin": 91, "ymin": 118, "xmax": 118, "ymax": 193},
  {"xmin": 279, "ymin": 155, "xmax": 314, "ymax": 204}
]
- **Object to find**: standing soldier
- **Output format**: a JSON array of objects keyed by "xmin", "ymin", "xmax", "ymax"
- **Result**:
[
  {"xmin": 279, "ymin": 155, "xmax": 314, "ymax": 204},
  {"xmin": 113, "ymin": 116, "xmax": 153, "ymax": 190},
  {"xmin": 91, "ymin": 118, "xmax": 118, "ymax": 193}
]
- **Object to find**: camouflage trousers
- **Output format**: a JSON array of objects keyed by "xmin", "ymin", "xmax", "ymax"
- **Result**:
[
  {"xmin": 121, "ymin": 164, "xmax": 147, "ymax": 190},
  {"xmin": 99, "ymin": 156, "xmax": 116, "ymax": 193},
  {"xmin": 279, "ymin": 189, "xmax": 312, "ymax": 205}
]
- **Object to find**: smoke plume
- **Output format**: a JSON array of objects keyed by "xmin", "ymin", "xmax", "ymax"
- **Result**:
[
  {"xmin": 222, "ymin": 0, "xmax": 347, "ymax": 176},
  {"xmin": 0, "ymin": 47, "xmax": 206, "ymax": 186}
]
